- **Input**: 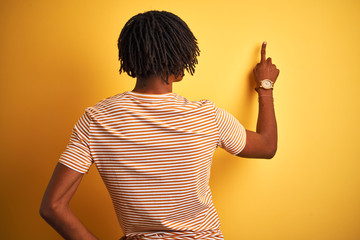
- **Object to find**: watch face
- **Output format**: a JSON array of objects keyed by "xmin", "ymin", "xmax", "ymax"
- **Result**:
[{"xmin": 261, "ymin": 79, "xmax": 273, "ymax": 89}]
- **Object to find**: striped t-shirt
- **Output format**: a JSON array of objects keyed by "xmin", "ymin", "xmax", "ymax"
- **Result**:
[{"xmin": 59, "ymin": 91, "xmax": 246, "ymax": 239}]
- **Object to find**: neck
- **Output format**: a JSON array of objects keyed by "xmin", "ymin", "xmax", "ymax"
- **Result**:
[{"xmin": 132, "ymin": 75, "xmax": 179, "ymax": 94}]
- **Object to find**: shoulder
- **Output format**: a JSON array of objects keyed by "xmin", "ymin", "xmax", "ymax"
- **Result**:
[
  {"xmin": 85, "ymin": 92, "xmax": 128, "ymax": 115},
  {"xmin": 175, "ymin": 94, "xmax": 217, "ymax": 109},
  {"xmin": 94, "ymin": 92, "xmax": 128, "ymax": 109}
]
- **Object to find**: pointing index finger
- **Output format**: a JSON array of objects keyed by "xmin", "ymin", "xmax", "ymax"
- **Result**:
[{"xmin": 261, "ymin": 41, "xmax": 267, "ymax": 63}]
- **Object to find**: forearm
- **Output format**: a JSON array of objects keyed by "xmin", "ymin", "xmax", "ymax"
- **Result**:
[
  {"xmin": 237, "ymin": 41, "xmax": 279, "ymax": 159},
  {"xmin": 256, "ymin": 88, "xmax": 277, "ymax": 156},
  {"xmin": 41, "ymin": 205, "xmax": 98, "ymax": 240}
]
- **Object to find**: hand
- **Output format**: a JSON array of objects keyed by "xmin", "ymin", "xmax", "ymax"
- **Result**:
[{"xmin": 253, "ymin": 41, "xmax": 280, "ymax": 86}]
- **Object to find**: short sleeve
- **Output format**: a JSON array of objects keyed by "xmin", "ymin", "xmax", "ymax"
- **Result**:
[
  {"xmin": 58, "ymin": 108, "xmax": 94, "ymax": 174},
  {"xmin": 215, "ymin": 107, "xmax": 247, "ymax": 155}
]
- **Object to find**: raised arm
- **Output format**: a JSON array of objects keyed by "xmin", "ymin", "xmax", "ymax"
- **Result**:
[
  {"xmin": 237, "ymin": 41, "xmax": 280, "ymax": 159},
  {"xmin": 40, "ymin": 163, "xmax": 98, "ymax": 239}
]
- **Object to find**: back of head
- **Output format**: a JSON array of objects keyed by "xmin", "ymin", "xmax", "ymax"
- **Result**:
[{"xmin": 117, "ymin": 10, "xmax": 200, "ymax": 84}]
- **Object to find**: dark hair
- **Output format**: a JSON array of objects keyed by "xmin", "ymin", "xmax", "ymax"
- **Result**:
[{"xmin": 117, "ymin": 10, "xmax": 200, "ymax": 84}]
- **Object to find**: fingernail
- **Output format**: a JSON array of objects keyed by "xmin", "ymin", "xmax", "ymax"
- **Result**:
[{"xmin": 264, "ymin": 41, "xmax": 267, "ymax": 45}]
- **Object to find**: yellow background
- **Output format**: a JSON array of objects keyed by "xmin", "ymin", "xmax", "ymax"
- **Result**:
[{"xmin": 1, "ymin": 0, "xmax": 359, "ymax": 239}]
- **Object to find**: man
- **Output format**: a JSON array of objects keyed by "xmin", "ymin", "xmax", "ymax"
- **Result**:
[{"xmin": 40, "ymin": 10, "xmax": 279, "ymax": 240}]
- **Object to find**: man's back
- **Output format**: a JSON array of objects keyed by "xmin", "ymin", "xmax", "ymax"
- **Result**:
[{"xmin": 59, "ymin": 91, "xmax": 246, "ymax": 238}]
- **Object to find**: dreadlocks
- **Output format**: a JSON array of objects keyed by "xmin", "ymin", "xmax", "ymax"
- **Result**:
[{"xmin": 117, "ymin": 10, "xmax": 200, "ymax": 84}]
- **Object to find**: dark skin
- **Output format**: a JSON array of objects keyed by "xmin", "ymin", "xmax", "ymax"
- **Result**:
[
  {"xmin": 40, "ymin": 41, "xmax": 279, "ymax": 239},
  {"xmin": 237, "ymin": 41, "xmax": 279, "ymax": 159},
  {"xmin": 132, "ymin": 73, "xmax": 184, "ymax": 94},
  {"xmin": 39, "ymin": 163, "xmax": 98, "ymax": 240}
]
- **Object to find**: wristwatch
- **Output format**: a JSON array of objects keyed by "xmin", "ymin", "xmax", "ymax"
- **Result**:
[{"xmin": 259, "ymin": 79, "xmax": 274, "ymax": 89}]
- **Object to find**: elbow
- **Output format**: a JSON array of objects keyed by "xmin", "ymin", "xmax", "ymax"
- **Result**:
[
  {"xmin": 264, "ymin": 145, "xmax": 277, "ymax": 159},
  {"xmin": 264, "ymin": 152, "xmax": 276, "ymax": 159},
  {"xmin": 39, "ymin": 203, "xmax": 52, "ymax": 221},
  {"xmin": 39, "ymin": 201, "xmax": 61, "ymax": 221}
]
